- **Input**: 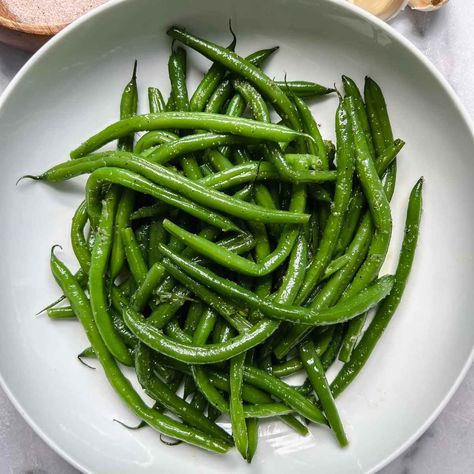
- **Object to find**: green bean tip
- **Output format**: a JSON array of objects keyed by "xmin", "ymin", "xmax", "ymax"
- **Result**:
[
  {"xmin": 16, "ymin": 174, "xmax": 41, "ymax": 185},
  {"xmin": 77, "ymin": 355, "xmax": 96, "ymax": 370}
]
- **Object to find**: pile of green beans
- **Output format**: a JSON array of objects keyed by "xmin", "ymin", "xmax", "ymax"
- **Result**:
[{"xmin": 22, "ymin": 26, "xmax": 423, "ymax": 461}]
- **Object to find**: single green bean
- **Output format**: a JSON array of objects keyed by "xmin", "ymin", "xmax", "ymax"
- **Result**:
[
  {"xmin": 70, "ymin": 112, "xmax": 309, "ymax": 158},
  {"xmin": 299, "ymin": 339, "xmax": 348, "ymax": 446},
  {"xmin": 331, "ymin": 178, "xmax": 423, "ymax": 397},
  {"xmin": 89, "ymin": 187, "xmax": 133, "ymax": 366},
  {"xmin": 148, "ymin": 87, "xmax": 166, "ymax": 114}
]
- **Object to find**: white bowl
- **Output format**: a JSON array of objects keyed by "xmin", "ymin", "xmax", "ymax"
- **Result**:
[{"xmin": 0, "ymin": 0, "xmax": 473, "ymax": 473}]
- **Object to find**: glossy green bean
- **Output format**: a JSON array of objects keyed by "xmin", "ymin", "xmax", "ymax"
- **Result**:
[
  {"xmin": 243, "ymin": 366, "xmax": 326, "ymax": 425},
  {"xmin": 190, "ymin": 35, "xmax": 237, "ymax": 112},
  {"xmin": 191, "ymin": 307, "xmax": 229, "ymax": 413},
  {"xmin": 342, "ymin": 75, "xmax": 375, "ymax": 159},
  {"xmin": 47, "ymin": 306, "xmax": 76, "ymax": 319},
  {"xmin": 135, "ymin": 130, "xmax": 178, "ymax": 154},
  {"xmin": 117, "ymin": 60, "xmax": 138, "ymax": 152},
  {"xmin": 334, "ymin": 139, "xmax": 404, "ymax": 258},
  {"xmin": 71, "ymin": 201, "xmax": 90, "ymax": 273},
  {"xmin": 230, "ymin": 352, "xmax": 248, "ymax": 459},
  {"xmin": 88, "ymin": 187, "xmax": 133, "ymax": 366},
  {"xmin": 331, "ymin": 178, "xmax": 422, "ymax": 397},
  {"xmin": 299, "ymin": 339, "xmax": 348, "ymax": 446},
  {"xmin": 148, "ymin": 87, "xmax": 166, "ymax": 114},
  {"xmin": 110, "ymin": 189, "xmax": 136, "ymax": 279},
  {"xmin": 144, "ymin": 133, "xmax": 257, "ymax": 164},
  {"xmin": 276, "ymin": 81, "xmax": 335, "ymax": 97},
  {"xmin": 70, "ymin": 112, "xmax": 309, "ymax": 158},
  {"xmin": 121, "ymin": 227, "xmax": 148, "ymax": 284},
  {"xmin": 293, "ymin": 96, "xmax": 328, "ymax": 168}
]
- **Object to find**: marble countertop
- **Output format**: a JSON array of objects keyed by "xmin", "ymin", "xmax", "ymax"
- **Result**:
[{"xmin": 0, "ymin": 3, "xmax": 473, "ymax": 473}]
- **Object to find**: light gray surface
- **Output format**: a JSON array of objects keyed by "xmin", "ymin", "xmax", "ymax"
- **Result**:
[{"xmin": 0, "ymin": 3, "xmax": 472, "ymax": 473}]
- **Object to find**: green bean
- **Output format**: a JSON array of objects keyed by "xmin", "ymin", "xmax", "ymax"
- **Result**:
[
  {"xmin": 199, "ymin": 161, "xmax": 336, "ymax": 189},
  {"xmin": 71, "ymin": 201, "xmax": 90, "ymax": 273},
  {"xmin": 365, "ymin": 77, "xmax": 394, "ymax": 155},
  {"xmin": 147, "ymin": 285, "xmax": 189, "ymax": 329},
  {"xmin": 78, "ymin": 346, "xmax": 95, "ymax": 359},
  {"xmin": 70, "ymin": 112, "xmax": 309, "ymax": 158},
  {"xmin": 276, "ymin": 81, "xmax": 335, "ymax": 97},
  {"xmin": 243, "ymin": 404, "xmax": 294, "ymax": 418},
  {"xmin": 110, "ymin": 189, "xmax": 136, "ymax": 279},
  {"xmin": 342, "ymin": 75, "xmax": 375, "ymax": 159},
  {"xmin": 299, "ymin": 339, "xmax": 348, "ymax": 446},
  {"xmin": 246, "ymin": 418, "xmax": 258, "ymax": 462},
  {"xmin": 331, "ymin": 178, "xmax": 422, "ymax": 397},
  {"xmin": 117, "ymin": 60, "xmax": 138, "ymax": 151},
  {"xmin": 108, "ymin": 64, "xmax": 140, "ymax": 279},
  {"xmin": 148, "ymin": 87, "xmax": 166, "ymax": 114},
  {"xmin": 243, "ymin": 366, "xmax": 326, "ymax": 425},
  {"xmin": 321, "ymin": 254, "xmax": 350, "ymax": 281},
  {"xmin": 158, "ymin": 244, "xmax": 394, "ymax": 326},
  {"xmin": 88, "ymin": 187, "xmax": 133, "ymax": 366},
  {"xmin": 50, "ymin": 250, "xmax": 228, "ymax": 453},
  {"xmin": 273, "ymin": 210, "xmax": 374, "ymax": 359},
  {"xmin": 293, "ymin": 96, "xmax": 328, "ymax": 168},
  {"xmin": 121, "ymin": 227, "xmax": 148, "ymax": 284},
  {"xmin": 167, "ymin": 27, "xmax": 301, "ymax": 129},
  {"xmin": 199, "ymin": 45, "xmax": 277, "ymax": 115},
  {"xmin": 230, "ymin": 352, "xmax": 248, "ymax": 459},
  {"xmin": 134, "ymin": 230, "xmax": 255, "ymax": 327},
  {"xmin": 135, "ymin": 342, "xmax": 231, "ymax": 442},
  {"xmin": 190, "ymin": 34, "xmax": 237, "ymax": 112},
  {"xmin": 153, "ymin": 347, "xmax": 305, "ymax": 433},
  {"xmin": 192, "ymin": 307, "xmax": 229, "ymax": 413},
  {"xmin": 135, "ymin": 130, "xmax": 178, "ymax": 154},
  {"xmin": 296, "ymin": 100, "xmax": 355, "ymax": 303},
  {"xmin": 148, "ymin": 220, "xmax": 166, "ymax": 267},
  {"xmin": 169, "ymin": 46, "xmax": 204, "ymax": 180},
  {"xmin": 205, "ymin": 149, "xmax": 234, "ymax": 171},
  {"xmin": 184, "ymin": 302, "xmax": 205, "ymax": 335},
  {"xmin": 334, "ymin": 139, "xmax": 403, "ymax": 258},
  {"xmin": 47, "ymin": 306, "xmax": 76, "ymax": 319},
  {"xmin": 320, "ymin": 324, "xmax": 345, "ymax": 371},
  {"xmin": 144, "ymin": 133, "xmax": 257, "ymax": 164},
  {"xmin": 169, "ymin": 47, "xmax": 190, "ymax": 112},
  {"xmin": 29, "ymin": 152, "xmax": 310, "ymax": 225}
]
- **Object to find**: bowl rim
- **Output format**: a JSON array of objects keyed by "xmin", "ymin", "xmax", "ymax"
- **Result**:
[{"xmin": 0, "ymin": 0, "xmax": 472, "ymax": 473}]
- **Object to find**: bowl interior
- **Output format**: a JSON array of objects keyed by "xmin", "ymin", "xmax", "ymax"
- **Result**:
[{"xmin": 0, "ymin": 0, "xmax": 473, "ymax": 473}]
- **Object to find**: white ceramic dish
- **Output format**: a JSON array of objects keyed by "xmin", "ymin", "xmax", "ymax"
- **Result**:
[{"xmin": 0, "ymin": 0, "xmax": 473, "ymax": 473}]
